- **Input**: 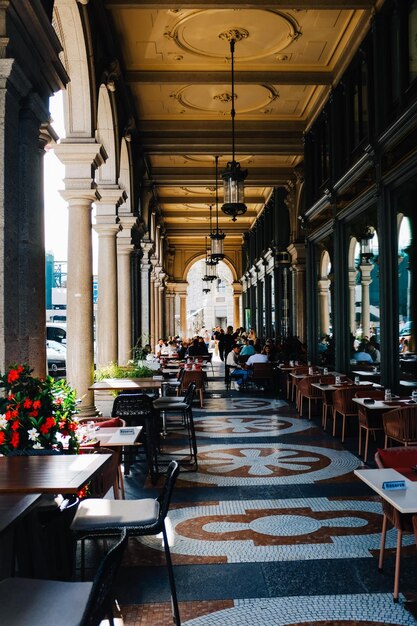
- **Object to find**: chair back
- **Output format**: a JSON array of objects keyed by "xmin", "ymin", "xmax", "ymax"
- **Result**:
[
  {"xmin": 251, "ymin": 362, "xmax": 274, "ymax": 381},
  {"xmin": 183, "ymin": 382, "xmax": 196, "ymax": 407},
  {"xmin": 333, "ymin": 385, "xmax": 370, "ymax": 414},
  {"xmin": 180, "ymin": 369, "xmax": 204, "ymax": 392},
  {"xmin": 383, "ymin": 405, "xmax": 417, "ymax": 444},
  {"xmin": 111, "ymin": 393, "xmax": 155, "ymax": 426},
  {"xmin": 354, "ymin": 389, "xmax": 385, "ymax": 400},
  {"xmin": 80, "ymin": 528, "xmax": 128, "ymax": 626},
  {"xmin": 298, "ymin": 374, "xmax": 321, "ymax": 396},
  {"xmin": 156, "ymin": 460, "xmax": 180, "ymax": 527}
]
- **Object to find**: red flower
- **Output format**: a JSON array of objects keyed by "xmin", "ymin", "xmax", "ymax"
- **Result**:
[
  {"xmin": 55, "ymin": 398, "xmax": 63, "ymax": 406},
  {"xmin": 40, "ymin": 423, "xmax": 49, "ymax": 434},
  {"xmin": 7, "ymin": 369, "xmax": 20, "ymax": 383},
  {"xmin": 45, "ymin": 417, "xmax": 56, "ymax": 429},
  {"xmin": 23, "ymin": 399, "xmax": 32, "ymax": 409},
  {"xmin": 32, "ymin": 400, "xmax": 42, "ymax": 410},
  {"xmin": 11, "ymin": 420, "xmax": 19, "ymax": 431},
  {"xmin": 10, "ymin": 432, "xmax": 19, "ymax": 448},
  {"xmin": 29, "ymin": 410, "xmax": 39, "ymax": 418},
  {"xmin": 0, "ymin": 432, "xmax": 5, "ymax": 445}
]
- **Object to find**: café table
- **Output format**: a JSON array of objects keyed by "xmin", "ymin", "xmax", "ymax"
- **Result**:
[
  {"xmin": 0, "ymin": 493, "xmax": 42, "ymax": 535},
  {"xmin": 0, "ymin": 453, "xmax": 112, "ymax": 494},
  {"xmin": 89, "ymin": 378, "xmax": 163, "ymax": 392},
  {"xmin": 89, "ymin": 425, "xmax": 143, "ymax": 448},
  {"xmin": 354, "ymin": 467, "xmax": 417, "ymax": 514}
]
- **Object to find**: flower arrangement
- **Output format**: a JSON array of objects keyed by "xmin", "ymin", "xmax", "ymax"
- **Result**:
[{"xmin": 0, "ymin": 364, "xmax": 79, "ymax": 455}]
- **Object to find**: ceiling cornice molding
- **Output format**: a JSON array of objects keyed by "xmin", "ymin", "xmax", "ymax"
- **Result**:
[{"xmin": 105, "ymin": 1, "xmax": 373, "ymax": 8}]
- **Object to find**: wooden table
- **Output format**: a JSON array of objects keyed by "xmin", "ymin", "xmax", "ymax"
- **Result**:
[
  {"xmin": 0, "ymin": 454, "xmax": 112, "ymax": 494},
  {"xmin": 89, "ymin": 378, "xmax": 162, "ymax": 391},
  {"xmin": 0, "ymin": 494, "xmax": 42, "ymax": 535}
]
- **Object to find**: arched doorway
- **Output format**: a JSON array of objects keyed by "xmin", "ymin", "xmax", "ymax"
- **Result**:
[{"xmin": 186, "ymin": 260, "xmax": 234, "ymax": 338}]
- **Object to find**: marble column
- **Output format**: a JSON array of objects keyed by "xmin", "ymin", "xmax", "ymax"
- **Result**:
[
  {"xmin": 140, "ymin": 241, "xmax": 152, "ymax": 347},
  {"xmin": 318, "ymin": 278, "xmax": 331, "ymax": 336},
  {"xmin": 179, "ymin": 294, "xmax": 187, "ymax": 339},
  {"xmin": 348, "ymin": 268, "xmax": 358, "ymax": 335},
  {"xmin": 55, "ymin": 141, "xmax": 106, "ymax": 416},
  {"xmin": 117, "ymin": 216, "xmax": 136, "ymax": 365},
  {"xmin": 233, "ymin": 281, "xmax": 242, "ymax": 329},
  {"xmin": 94, "ymin": 187, "xmax": 124, "ymax": 368},
  {"xmin": 288, "ymin": 243, "xmax": 307, "ymax": 343},
  {"xmin": 150, "ymin": 273, "xmax": 156, "ymax": 349},
  {"xmin": 165, "ymin": 284, "xmax": 176, "ymax": 338},
  {"xmin": 360, "ymin": 262, "xmax": 373, "ymax": 338}
]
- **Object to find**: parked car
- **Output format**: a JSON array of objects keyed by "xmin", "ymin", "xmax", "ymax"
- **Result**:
[
  {"xmin": 46, "ymin": 339, "xmax": 66, "ymax": 379},
  {"xmin": 46, "ymin": 322, "xmax": 67, "ymax": 345}
]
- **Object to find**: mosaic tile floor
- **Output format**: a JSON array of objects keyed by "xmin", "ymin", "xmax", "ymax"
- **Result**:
[{"xmin": 106, "ymin": 363, "xmax": 417, "ymax": 625}]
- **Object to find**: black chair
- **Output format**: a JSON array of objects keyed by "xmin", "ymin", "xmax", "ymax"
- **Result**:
[
  {"xmin": 71, "ymin": 461, "xmax": 181, "ymax": 625},
  {"xmin": 153, "ymin": 382, "xmax": 198, "ymax": 469},
  {"xmin": 111, "ymin": 393, "xmax": 159, "ymax": 483},
  {"xmin": 0, "ymin": 528, "xmax": 127, "ymax": 626}
]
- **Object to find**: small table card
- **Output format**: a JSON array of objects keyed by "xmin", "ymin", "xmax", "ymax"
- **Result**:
[
  {"xmin": 119, "ymin": 427, "xmax": 135, "ymax": 436},
  {"xmin": 382, "ymin": 480, "xmax": 406, "ymax": 491}
]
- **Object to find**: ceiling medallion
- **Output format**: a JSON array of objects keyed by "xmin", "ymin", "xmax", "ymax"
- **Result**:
[
  {"xmin": 213, "ymin": 92, "xmax": 234, "ymax": 104},
  {"xmin": 218, "ymin": 28, "xmax": 249, "ymax": 44}
]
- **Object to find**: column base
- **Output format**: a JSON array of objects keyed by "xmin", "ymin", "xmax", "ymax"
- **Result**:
[{"xmin": 76, "ymin": 404, "xmax": 100, "ymax": 419}]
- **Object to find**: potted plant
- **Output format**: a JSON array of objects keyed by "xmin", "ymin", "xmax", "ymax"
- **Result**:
[{"xmin": 0, "ymin": 364, "xmax": 79, "ymax": 455}]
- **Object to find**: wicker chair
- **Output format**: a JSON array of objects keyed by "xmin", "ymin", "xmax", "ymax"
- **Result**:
[
  {"xmin": 354, "ymin": 389, "xmax": 385, "ymax": 463},
  {"xmin": 297, "ymin": 375, "xmax": 321, "ymax": 419},
  {"xmin": 383, "ymin": 404, "xmax": 417, "ymax": 447},
  {"xmin": 332, "ymin": 384, "xmax": 372, "ymax": 442},
  {"xmin": 290, "ymin": 366, "xmax": 310, "ymax": 403},
  {"xmin": 316, "ymin": 375, "xmax": 336, "ymax": 429},
  {"xmin": 375, "ymin": 447, "xmax": 417, "ymax": 601}
]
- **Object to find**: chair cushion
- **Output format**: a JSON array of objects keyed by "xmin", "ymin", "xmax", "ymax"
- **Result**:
[
  {"xmin": 154, "ymin": 397, "xmax": 184, "ymax": 407},
  {"xmin": 377, "ymin": 447, "xmax": 417, "ymax": 469},
  {"xmin": 96, "ymin": 417, "xmax": 120, "ymax": 428},
  {"xmin": 71, "ymin": 497, "xmax": 160, "ymax": 531},
  {"xmin": 155, "ymin": 402, "xmax": 188, "ymax": 411},
  {"xmin": 0, "ymin": 577, "xmax": 92, "ymax": 625}
]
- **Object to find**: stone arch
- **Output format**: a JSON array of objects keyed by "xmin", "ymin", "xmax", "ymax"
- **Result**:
[
  {"xmin": 182, "ymin": 253, "xmax": 238, "ymax": 282},
  {"xmin": 319, "ymin": 249, "xmax": 331, "ymax": 278},
  {"xmin": 53, "ymin": 0, "xmax": 93, "ymax": 138},
  {"xmin": 118, "ymin": 137, "xmax": 131, "ymax": 212},
  {"xmin": 96, "ymin": 84, "xmax": 116, "ymax": 185}
]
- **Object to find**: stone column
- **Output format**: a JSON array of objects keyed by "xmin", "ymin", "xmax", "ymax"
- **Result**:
[
  {"xmin": 288, "ymin": 243, "xmax": 307, "ymax": 343},
  {"xmin": 117, "ymin": 216, "xmax": 136, "ymax": 365},
  {"xmin": 150, "ymin": 273, "xmax": 156, "ymax": 349},
  {"xmin": 94, "ymin": 187, "xmax": 124, "ymax": 368},
  {"xmin": 55, "ymin": 141, "xmax": 106, "ymax": 416},
  {"xmin": 318, "ymin": 278, "xmax": 331, "ymax": 336},
  {"xmin": 348, "ymin": 268, "xmax": 358, "ymax": 335},
  {"xmin": 158, "ymin": 272, "xmax": 166, "ymax": 339},
  {"xmin": 233, "ymin": 282, "xmax": 242, "ymax": 329},
  {"xmin": 165, "ymin": 284, "xmax": 176, "ymax": 338},
  {"xmin": 140, "ymin": 241, "xmax": 152, "ymax": 346},
  {"xmin": 360, "ymin": 262, "xmax": 373, "ymax": 338}
]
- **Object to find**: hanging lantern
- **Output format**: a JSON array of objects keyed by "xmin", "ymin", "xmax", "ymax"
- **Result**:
[
  {"xmin": 210, "ymin": 155, "xmax": 226, "ymax": 260},
  {"xmin": 221, "ymin": 38, "xmax": 248, "ymax": 221}
]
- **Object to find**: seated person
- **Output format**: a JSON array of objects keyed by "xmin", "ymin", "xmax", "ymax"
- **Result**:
[
  {"xmin": 246, "ymin": 344, "xmax": 269, "ymax": 369},
  {"xmin": 226, "ymin": 345, "xmax": 249, "ymax": 389},
  {"xmin": 240, "ymin": 339, "xmax": 255, "ymax": 357},
  {"xmin": 351, "ymin": 341, "xmax": 373, "ymax": 363},
  {"xmin": 155, "ymin": 338, "xmax": 169, "ymax": 357},
  {"xmin": 186, "ymin": 337, "xmax": 207, "ymax": 357}
]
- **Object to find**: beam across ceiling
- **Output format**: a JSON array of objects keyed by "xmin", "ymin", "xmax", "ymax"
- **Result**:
[{"xmin": 126, "ymin": 70, "xmax": 333, "ymax": 85}]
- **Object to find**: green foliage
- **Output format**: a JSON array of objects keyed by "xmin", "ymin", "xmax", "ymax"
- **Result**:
[{"xmin": 94, "ymin": 361, "xmax": 155, "ymax": 381}]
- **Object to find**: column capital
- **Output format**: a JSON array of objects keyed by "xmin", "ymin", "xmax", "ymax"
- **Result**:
[
  {"xmin": 287, "ymin": 242, "xmax": 307, "ymax": 267},
  {"xmin": 96, "ymin": 185, "xmax": 125, "ymax": 211},
  {"xmin": 93, "ymin": 221, "xmax": 121, "ymax": 236},
  {"xmin": 54, "ymin": 140, "xmax": 106, "ymax": 188},
  {"xmin": 359, "ymin": 263, "xmax": 373, "ymax": 284},
  {"xmin": 60, "ymin": 188, "xmax": 99, "ymax": 205}
]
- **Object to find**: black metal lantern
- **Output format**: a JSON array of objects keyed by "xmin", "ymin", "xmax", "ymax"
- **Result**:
[
  {"xmin": 203, "ymin": 237, "xmax": 217, "ymax": 282},
  {"xmin": 210, "ymin": 156, "xmax": 225, "ymax": 260},
  {"xmin": 360, "ymin": 227, "xmax": 374, "ymax": 263},
  {"xmin": 221, "ymin": 38, "xmax": 247, "ymax": 221}
]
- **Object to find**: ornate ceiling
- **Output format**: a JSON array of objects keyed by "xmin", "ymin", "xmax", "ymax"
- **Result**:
[{"xmin": 104, "ymin": 1, "xmax": 380, "ymax": 250}]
